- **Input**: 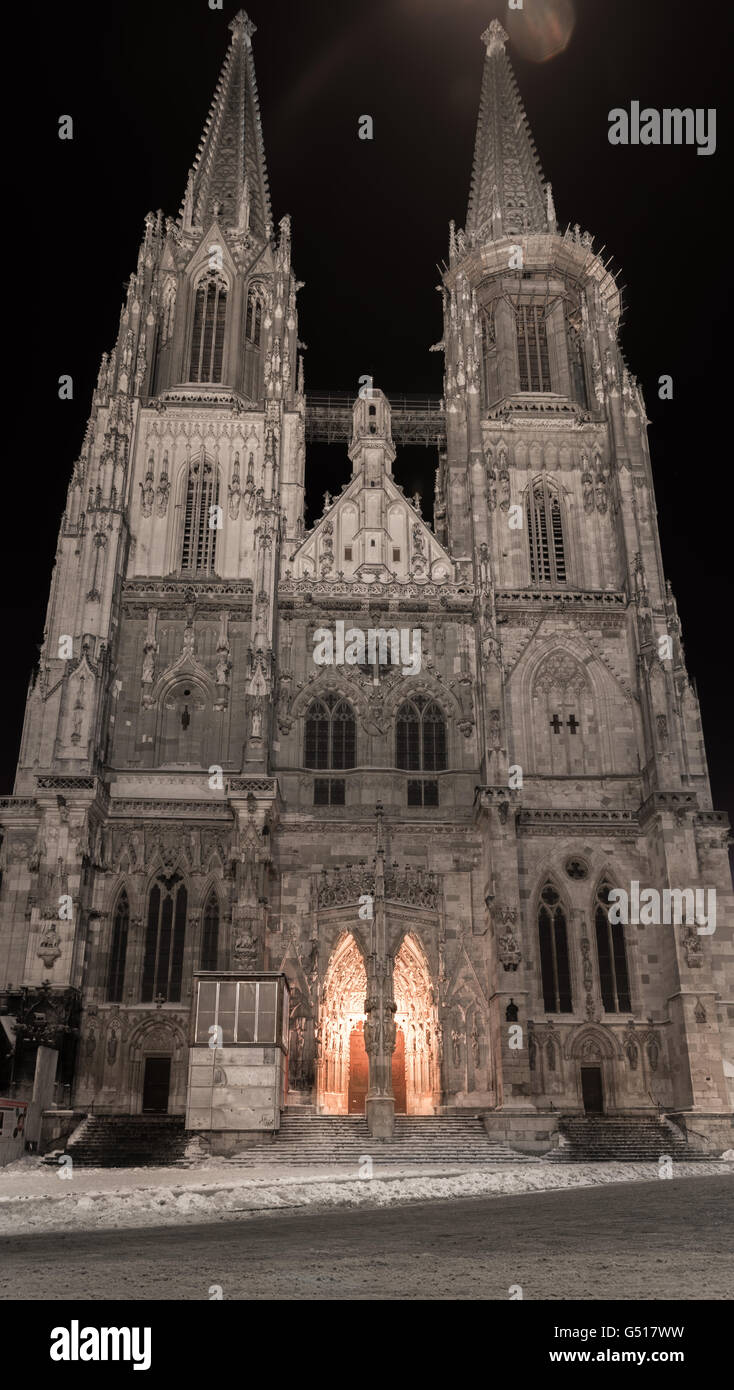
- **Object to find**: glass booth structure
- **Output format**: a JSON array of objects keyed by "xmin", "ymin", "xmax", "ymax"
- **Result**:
[{"xmin": 186, "ymin": 973, "xmax": 290, "ymax": 1149}]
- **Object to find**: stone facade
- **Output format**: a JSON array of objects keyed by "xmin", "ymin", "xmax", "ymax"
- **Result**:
[{"xmin": 0, "ymin": 14, "xmax": 731, "ymax": 1148}]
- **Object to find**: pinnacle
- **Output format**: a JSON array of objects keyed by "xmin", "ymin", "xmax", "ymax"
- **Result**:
[
  {"xmin": 466, "ymin": 18, "xmax": 546, "ymax": 239},
  {"xmin": 229, "ymin": 9, "xmax": 257, "ymax": 42},
  {"xmin": 481, "ymin": 19, "xmax": 509, "ymax": 56},
  {"xmin": 180, "ymin": 9, "xmax": 271, "ymax": 238}
]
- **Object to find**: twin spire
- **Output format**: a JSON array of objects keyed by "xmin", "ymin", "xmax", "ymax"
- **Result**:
[
  {"xmin": 180, "ymin": 8, "xmax": 272, "ymax": 241},
  {"xmin": 466, "ymin": 19, "xmax": 549, "ymax": 240},
  {"xmin": 181, "ymin": 13, "xmax": 549, "ymax": 248}
]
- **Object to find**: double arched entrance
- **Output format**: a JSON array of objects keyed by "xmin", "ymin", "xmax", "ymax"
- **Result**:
[{"xmin": 317, "ymin": 932, "xmax": 439, "ymax": 1115}]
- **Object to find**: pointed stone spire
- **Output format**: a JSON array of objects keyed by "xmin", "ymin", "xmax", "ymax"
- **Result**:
[
  {"xmin": 466, "ymin": 20, "xmax": 547, "ymax": 240},
  {"xmin": 180, "ymin": 9, "xmax": 272, "ymax": 239}
]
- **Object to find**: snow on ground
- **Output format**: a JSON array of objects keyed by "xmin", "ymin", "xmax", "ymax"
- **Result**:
[{"xmin": 1, "ymin": 1154, "xmax": 731, "ymax": 1235}]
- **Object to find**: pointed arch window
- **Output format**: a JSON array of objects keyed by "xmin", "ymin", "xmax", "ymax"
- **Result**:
[
  {"xmin": 181, "ymin": 456, "xmax": 220, "ymax": 574},
  {"xmin": 396, "ymin": 697, "xmax": 447, "ymax": 772},
  {"xmin": 594, "ymin": 881, "xmax": 631, "ymax": 1013},
  {"xmin": 141, "ymin": 873, "xmax": 187, "ymax": 1003},
  {"xmin": 538, "ymin": 883, "xmax": 572, "ymax": 1013},
  {"xmin": 516, "ymin": 304, "xmax": 550, "ymax": 392},
  {"xmin": 526, "ymin": 478, "xmax": 567, "ymax": 585},
  {"xmin": 200, "ymin": 889, "xmax": 220, "ymax": 972},
  {"xmin": 107, "ymin": 890, "xmax": 130, "ymax": 1003},
  {"xmin": 304, "ymin": 694, "xmax": 356, "ymax": 770},
  {"xmin": 189, "ymin": 269, "xmax": 228, "ymax": 383}
]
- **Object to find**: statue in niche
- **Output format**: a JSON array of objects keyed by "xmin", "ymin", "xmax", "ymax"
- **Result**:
[
  {"xmin": 595, "ymin": 474, "xmax": 608, "ymax": 513},
  {"xmin": 497, "ymin": 927, "xmax": 521, "ymax": 972},
  {"xmin": 142, "ymin": 641, "xmax": 157, "ymax": 684},
  {"xmin": 471, "ymin": 1019, "xmax": 481, "ymax": 1070},
  {"xmin": 498, "ymin": 470, "xmax": 510, "ymax": 511},
  {"xmin": 215, "ymin": 638, "xmax": 230, "ymax": 686}
]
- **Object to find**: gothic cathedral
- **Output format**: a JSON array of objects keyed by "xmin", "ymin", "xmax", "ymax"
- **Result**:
[{"xmin": 1, "ymin": 14, "xmax": 731, "ymax": 1154}]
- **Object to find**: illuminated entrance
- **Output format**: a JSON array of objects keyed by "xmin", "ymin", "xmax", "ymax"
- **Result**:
[
  {"xmin": 318, "ymin": 931, "xmax": 438, "ymax": 1115},
  {"xmin": 394, "ymin": 934, "xmax": 439, "ymax": 1114}
]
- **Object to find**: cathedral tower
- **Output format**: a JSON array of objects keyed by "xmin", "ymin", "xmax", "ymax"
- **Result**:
[{"xmin": 0, "ymin": 16, "xmax": 730, "ymax": 1152}]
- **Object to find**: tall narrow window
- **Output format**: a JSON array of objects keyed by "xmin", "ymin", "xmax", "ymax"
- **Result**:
[
  {"xmin": 107, "ymin": 890, "xmax": 130, "ymax": 1003},
  {"xmin": 538, "ymin": 883, "xmax": 573, "ymax": 1013},
  {"xmin": 200, "ymin": 890, "xmax": 220, "ymax": 971},
  {"xmin": 244, "ymin": 283, "xmax": 265, "ymax": 400},
  {"xmin": 189, "ymin": 270, "xmax": 228, "ymax": 383},
  {"xmin": 141, "ymin": 873, "xmax": 187, "ymax": 1003},
  {"xmin": 516, "ymin": 304, "xmax": 550, "ymax": 391},
  {"xmin": 304, "ymin": 694, "xmax": 356, "ymax": 770},
  {"xmin": 181, "ymin": 456, "xmax": 220, "ymax": 574},
  {"xmin": 481, "ymin": 312, "xmax": 498, "ymax": 407},
  {"xmin": 526, "ymin": 478, "xmax": 567, "ymax": 585},
  {"xmin": 566, "ymin": 307, "xmax": 589, "ymax": 408},
  {"xmin": 595, "ymin": 881, "xmax": 631, "ymax": 1012}
]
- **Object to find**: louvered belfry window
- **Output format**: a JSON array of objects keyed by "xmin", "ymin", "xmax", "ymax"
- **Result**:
[
  {"xmin": 516, "ymin": 304, "xmax": 550, "ymax": 392},
  {"xmin": 189, "ymin": 270, "xmax": 228, "ymax": 383},
  {"xmin": 181, "ymin": 456, "xmax": 219, "ymax": 574},
  {"xmin": 526, "ymin": 478, "xmax": 567, "ymax": 585}
]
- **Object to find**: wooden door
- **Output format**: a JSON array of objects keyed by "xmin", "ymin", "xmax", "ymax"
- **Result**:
[
  {"xmin": 142, "ymin": 1056, "xmax": 171, "ymax": 1113},
  {"xmin": 581, "ymin": 1065, "xmax": 604, "ymax": 1114}
]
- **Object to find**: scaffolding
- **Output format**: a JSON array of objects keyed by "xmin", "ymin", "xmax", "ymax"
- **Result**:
[{"xmin": 305, "ymin": 393, "xmax": 446, "ymax": 448}]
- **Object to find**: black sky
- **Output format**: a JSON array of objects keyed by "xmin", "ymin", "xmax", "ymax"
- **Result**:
[{"xmin": 5, "ymin": 0, "xmax": 732, "ymax": 831}]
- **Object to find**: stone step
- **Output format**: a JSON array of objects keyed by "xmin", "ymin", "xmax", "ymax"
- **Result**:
[
  {"xmin": 66, "ymin": 1115, "xmax": 189, "ymax": 1168},
  {"xmin": 546, "ymin": 1114, "xmax": 704, "ymax": 1163}
]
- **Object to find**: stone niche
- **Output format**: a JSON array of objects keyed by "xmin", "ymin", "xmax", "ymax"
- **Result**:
[{"xmin": 186, "ymin": 972, "xmax": 289, "ymax": 1153}]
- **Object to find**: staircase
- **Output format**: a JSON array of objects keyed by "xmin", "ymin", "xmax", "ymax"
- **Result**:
[
  {"xmin": 548, "ymin": 1114, "xmax": 709, "ymax": 1163},
  {"xmin": 220, "ymin": 1113, "xmax": 539, "ymax": 1166},
  {"xmin": 65, "ymin": 1115, "xmax": 189, "ymax": 1168}
]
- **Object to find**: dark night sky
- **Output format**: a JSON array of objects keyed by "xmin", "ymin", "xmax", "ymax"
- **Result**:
[{"xmin": 5, "ymin": 0, "xmax": 732, "ymax": 829}]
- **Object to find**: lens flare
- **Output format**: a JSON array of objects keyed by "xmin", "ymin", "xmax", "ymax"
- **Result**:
[{"xmin": 505, "ymin": 0, "xmax": 576, "ymax": 63}]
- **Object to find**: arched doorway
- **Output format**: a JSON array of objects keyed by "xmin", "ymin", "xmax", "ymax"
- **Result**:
[
  {"xmin": 318, "ymin": 932, "xmax": 437, "ymax": 1115},
  {"xmin": 318, "ymin": 934, "xmax": 368, "ymax": 1115},
  {"xmin": 394, "ymin": 934, "xmax": 439, "ymax": 1114}
]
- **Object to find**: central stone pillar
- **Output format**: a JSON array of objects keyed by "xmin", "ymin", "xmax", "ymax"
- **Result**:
[
  {"xmin": 364, "ymin": 803, "xmax": 396, "ymax": 1138},
  {"xmin": 364, "ymin": 959, "xmax": 397, "ymax": 1138}
]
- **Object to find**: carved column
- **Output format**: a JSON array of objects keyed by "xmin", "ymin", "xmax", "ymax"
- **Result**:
[{"xmin": 364, "ymin": 804, "xmax": 396, "ymax": 1137}]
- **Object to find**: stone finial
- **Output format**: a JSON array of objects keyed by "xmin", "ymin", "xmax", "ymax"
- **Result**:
[
  {"xmin": 546, "ymin": 182, "xmax": 557, "ymax": 232},
  {"xmin": 482, "ymin": 20, "xmax": 509, "ymax": 56},
  {"xmin": 230, "ymin": 9, "xmax": 257, "ymax": 43}
]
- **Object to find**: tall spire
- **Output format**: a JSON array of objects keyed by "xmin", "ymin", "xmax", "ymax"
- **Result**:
[
  {"xmin": 180, "ymin": 9, "xmax": 272, "ymax": 239},
  {"xmin": 466, "ymin": 20, "xmax": 547, "ymax": 240}
]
